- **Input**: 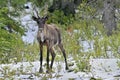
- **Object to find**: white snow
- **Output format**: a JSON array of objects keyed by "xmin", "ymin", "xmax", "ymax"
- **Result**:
[{"xmin": 0, "ymin": 59, "xmax": 120, "ymax": 80}]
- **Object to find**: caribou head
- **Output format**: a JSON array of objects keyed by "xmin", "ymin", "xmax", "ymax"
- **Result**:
[
  {"xmin": 32, "ymin": 15, "xmax": 48, "ymax": 42},
  {"xmin": 32, "ymin": 16, "xmax": 48, "ymax": 30}
]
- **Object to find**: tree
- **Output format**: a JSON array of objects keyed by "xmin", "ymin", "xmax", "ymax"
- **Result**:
[
  {"xmin": 48, "ymin": 0, "xmax": 82, "ymax": 16},
  {"xmin": 102, "ymin": 0, "xmax": 116, "ymax": 36},
  {"xmin": 0, "ymin": 0, "xmax": 25, "ymax": 63}
]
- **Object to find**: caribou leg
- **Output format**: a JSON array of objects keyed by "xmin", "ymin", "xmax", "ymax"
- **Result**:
[
  {"xmin": 50, "ymin": 48, "xmax": 56, "ymax": 69},
  {"xmin": 58, "ymin": 43, "xmax": 69, "ymax": 70},
  {"xmin": 46, "ymin": 45, "xmax": 50, "ymax": 72},
  {"xmin": 39, "ymin": 44, "xmax": 43, "ymax": 73}
]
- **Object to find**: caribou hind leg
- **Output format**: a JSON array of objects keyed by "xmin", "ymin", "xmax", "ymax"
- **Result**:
[
  {"xmin": 50, "ymin": 48, "xmax": 56, "ymax": 69},
  {"xmin": 58, "ymin": 43, "xmax": 69, "ymax": 70},
  {"xmin": 46, "ymin": 45, "xmax": 50, "ymax": 72}
]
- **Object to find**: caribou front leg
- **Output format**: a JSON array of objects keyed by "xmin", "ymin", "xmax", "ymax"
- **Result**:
[
  {"xmin": 39, "ymin": 44, "xmax": 43, "ymax": 73},
  {"xmin": 46, "ymin": 43, "xmax": 50, "ymax": 73}
]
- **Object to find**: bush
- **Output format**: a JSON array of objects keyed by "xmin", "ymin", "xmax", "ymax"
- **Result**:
[
  {"xmin": 47, "ymin": 10, "xmax": 74, "ymax": 29},
  {"xmin": 0, "ymin": 29, "xmax": 24, "ymax": 63}
]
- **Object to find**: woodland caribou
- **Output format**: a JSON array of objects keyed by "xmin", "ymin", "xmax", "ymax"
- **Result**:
[{"xmin": 32, "ymin": 11, "xmax": 68, "ymax": 73}]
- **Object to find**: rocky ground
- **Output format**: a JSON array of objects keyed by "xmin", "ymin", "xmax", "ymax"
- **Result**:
[{"xmin": 0, "ymin": 59, "xmax": 120, "ymax": 80}]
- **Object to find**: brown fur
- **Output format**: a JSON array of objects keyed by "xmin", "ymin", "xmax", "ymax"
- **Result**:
[{"xmin": 32, "ymin": 16, "xmax": 68, "ymax": 73}]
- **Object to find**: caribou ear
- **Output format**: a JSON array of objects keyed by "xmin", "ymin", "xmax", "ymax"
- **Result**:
[
  {"xmin": 32, "ymin": 16, "xmax": 37, "ymax": 21},
  {"xmin": 44, "ymin": 15, "xmax": 48, "ymax": 21}
]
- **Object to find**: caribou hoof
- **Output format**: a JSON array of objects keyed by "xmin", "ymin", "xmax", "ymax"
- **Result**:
[
  {"xmin": 46, "ymin": 70, "xmax": 50, "ymax": 73},
  {"xmin": 46, "ymin": 69, "xmax": 54, "ymax": 73},
  {"xmin": 39, "ymin": 68, "xmax": 43, "ymax": 73},
  {"xmin": 66, "ymin": 66, "xmax": 69, "ymax": 70}
]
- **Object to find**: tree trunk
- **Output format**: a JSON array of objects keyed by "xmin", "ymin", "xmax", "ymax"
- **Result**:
[
  {"xmin": 102, "ymin": 0, "xmax": 116, "ymax": 36},
  {"xmin": 48, "ymin": 0, "xmax": 82, "ymax": 16}
]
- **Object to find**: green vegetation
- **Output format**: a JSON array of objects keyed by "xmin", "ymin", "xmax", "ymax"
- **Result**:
[
  {"xmin": 0, "ymin": 7, "xmax": 38, "ymax": 64},
  {"xmin": 0, "ymin": 7, "xmax": 23, "ymax": 63},
  {"xmin": 48, "ymin": 10, "xmax": 74, "ymax": 27},
  {"xmin": 61, "ymin": 18, "xmax": 120, "ymax": 71}
]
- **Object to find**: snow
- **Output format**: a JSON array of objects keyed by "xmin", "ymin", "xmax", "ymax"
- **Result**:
[
  {"xmin": 21, "ymin": 14, "xmax": 38, "ymax": 43},
  {"xmin": 90, "ymin": 59, "xmax": 120, "ymax": 80},
  {"xmin": 0, "ymin": 59, "xmax": 120, "ymax": 80}
]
